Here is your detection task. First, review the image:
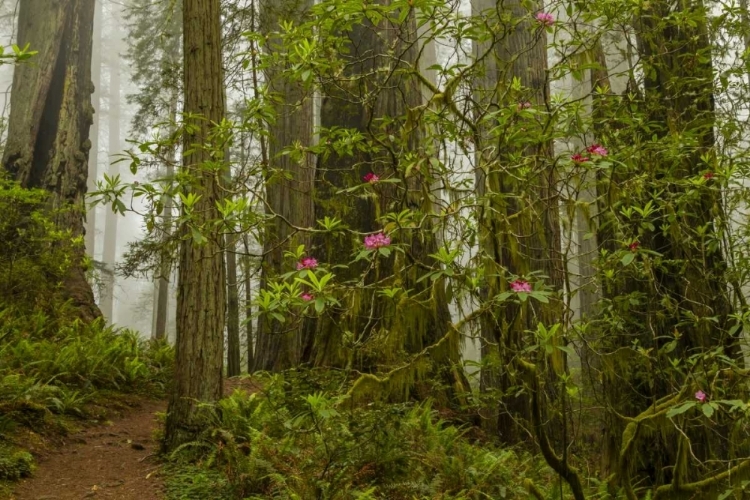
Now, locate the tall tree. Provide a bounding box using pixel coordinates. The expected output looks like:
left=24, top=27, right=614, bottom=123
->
left=163, top=0, right=227, bottom=451
left=298, top=2, right=467, bottom=405
left=472, top=0, right=563, bottom=443
left=2, top=0, right=100, bottom=321
left=253, top=0, right=315, bottom=372
left=592, top=0, right=745, bottom=486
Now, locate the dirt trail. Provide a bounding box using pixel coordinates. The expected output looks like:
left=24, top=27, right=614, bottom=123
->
left=8, top=400, right=166, bottom=500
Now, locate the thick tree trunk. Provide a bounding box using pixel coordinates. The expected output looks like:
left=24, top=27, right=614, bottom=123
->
left=3, top=0, right=100, bottom=322
left=163, top=0, right=226, bottom=452
left=100, top=6, right=122, bottom=323
left=304, top=2, right=467, bottom=405
left=85, top=0, right=102, bottom=259
left=595, top=0, right=742, bottom=486
left=253, top=0, right=315, bottom=372
left=472, top=0, right=563, bottom=443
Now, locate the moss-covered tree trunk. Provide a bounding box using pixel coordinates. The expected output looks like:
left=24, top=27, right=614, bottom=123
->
left=472, top=0, right=563, bottom=444
left=253, top=0, right=316, bottom=372
left=163, top=0, right=226, bottom=452
left=304, top=2, right=466, bottom=405
left=592, top=0, right=744, bottom=486
left=2, top=0, right=100, bottom=322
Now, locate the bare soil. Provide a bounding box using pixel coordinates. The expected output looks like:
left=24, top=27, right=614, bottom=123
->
left=7, top=400, right=166, bottom=500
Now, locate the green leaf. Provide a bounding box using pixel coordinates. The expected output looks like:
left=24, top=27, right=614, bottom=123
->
left=314, top=298, right=325, bottom=314
left=557, top=345, right=576, bottom=356
left=529, top=292, right=549, bottom=303
left=702, top=403, right=715, bottom=418
left=666, top=401, right=696, bottom=418
left=621, top=252, right=635, bottom=266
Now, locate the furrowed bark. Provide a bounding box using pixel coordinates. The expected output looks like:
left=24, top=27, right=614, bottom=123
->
left=3, top=0, right=100, bottom=322
left=163, top=0, right=226, bottom=452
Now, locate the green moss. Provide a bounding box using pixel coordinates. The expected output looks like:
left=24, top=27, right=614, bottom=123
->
left=0, top=448, right=34, bottom=480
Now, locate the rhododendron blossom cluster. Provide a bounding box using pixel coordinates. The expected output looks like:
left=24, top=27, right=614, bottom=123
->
left=363, top=172, right=379, bottom=183
left=535, top=12, right=554, bottom=26
left=509, top=279, right=532, bottom=293
left=296, top=257, right=318, bottom=270
left=571, top=153, right=589, bottom=164
left=364, top=232, right=391, bottom=250
left=586, top=144, right=608, bottom=156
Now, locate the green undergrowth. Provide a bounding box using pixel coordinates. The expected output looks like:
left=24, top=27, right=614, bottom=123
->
left=0, top=177, right=174, bottom=494
left=0, top=314, right=173, bottom=494
left=164, top=370, right=555, bottom=500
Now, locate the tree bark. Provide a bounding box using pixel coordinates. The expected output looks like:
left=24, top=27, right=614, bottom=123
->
left=2, top=0, right=100, bottom=322
left=596, top=0, right=742, bottom=486
left=253, top=0, right=315, bottom=372
left=303, top=1, right=467, bottom=406
left=472, top=0, right=563, bottom=443
left=85, top=0, right=102, bottom=259
left=163, top=0, right=226, bottom=452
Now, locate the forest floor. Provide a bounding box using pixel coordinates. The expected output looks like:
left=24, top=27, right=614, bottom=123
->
left=7, top=399, right=166, bottom=500
left=4, top=378, right=260, bottom=500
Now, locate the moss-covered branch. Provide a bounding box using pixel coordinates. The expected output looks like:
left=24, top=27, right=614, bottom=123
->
left=517, top=359, right=586, bottom=500
left=653, top=458, right=750, bottom=499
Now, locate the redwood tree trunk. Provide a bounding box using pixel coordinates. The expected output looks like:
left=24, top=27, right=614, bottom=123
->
left=85, top=0, right=102, bottom=259
left=3, top=0, right=100, bottom=322
left=304, top=2, right=467, bottom=406
left=473, top=0, right=563, bottom=443
left=253, top=0, right=315, bottom=372
left=163, top=0, right=226, bottom=452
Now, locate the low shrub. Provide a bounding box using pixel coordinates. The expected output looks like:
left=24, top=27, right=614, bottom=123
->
left=165, top=370, right=553, bottom=499
left=0, top=447, right=34, bottom=481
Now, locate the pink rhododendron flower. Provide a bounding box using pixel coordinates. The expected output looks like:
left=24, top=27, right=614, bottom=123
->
left=535, top=12, right=555, bottom=26
left=517, top=101, right=532, bottom=110
left=363, top=172, right=380, bottom=183
left=364, top=232, right=391, bottom=250
left=629, top=241, right=640, bottom=252
left=296, top=257, right=318, bottom=270
left=703, top=172, right=715, bottom=180
left=695, top=390, right=707, bottom=402
left=571, top=153, right=590, bottom=163
left=586, top=144, right=608, bottom=156
left=509, top=279, right=532, bottom=293
left=301, top=293, right=314, bottom=301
